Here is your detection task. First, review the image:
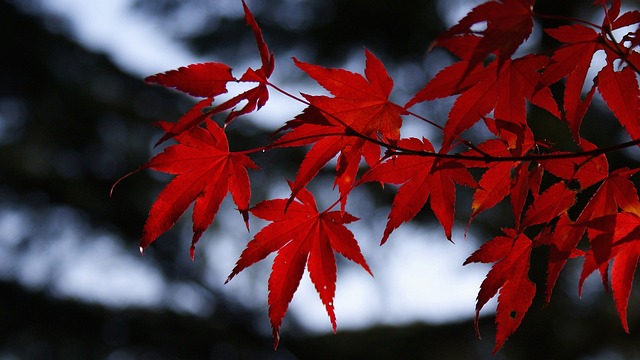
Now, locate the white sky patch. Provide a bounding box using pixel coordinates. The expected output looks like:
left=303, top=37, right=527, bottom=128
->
left=52, top=234, right=166, bottom=309
left=35, top=0, right=202, bottom=76
left=288, top=224, right=493, bottom=333
left=0, top=204, right=166, bottom=309
left=437, top=0, right=487, bottom=28
left=28, top=0, right=308, bottom=129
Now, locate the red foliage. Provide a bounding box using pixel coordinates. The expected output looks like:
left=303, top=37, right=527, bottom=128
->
left=226, top=182, right=371, bottom=348
left=117, top=0, right=640, bottom=353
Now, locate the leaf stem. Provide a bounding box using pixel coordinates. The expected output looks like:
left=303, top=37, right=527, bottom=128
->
left=388, top=138, right=640, bottom=162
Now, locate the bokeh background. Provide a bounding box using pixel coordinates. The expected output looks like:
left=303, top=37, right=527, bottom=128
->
left=2, top=0, right=640, bottom=359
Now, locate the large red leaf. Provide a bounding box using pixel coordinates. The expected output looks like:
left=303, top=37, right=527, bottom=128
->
left=226, top=184, right=371, bottom=348
left=538, top=140, right=609, bottom=189
left=464, top=228, right=535, bottom=353
left=598, top=62, right=640, bottom=141
left=578, top=169, right=640, bottom=292
left=360, top=138, right=476, bottom=243
left=294, top=49, right=405, bottom=142
left=280, top=50, right=406, bottom=205
left=407, top=55, right=558, bottom=151
left=610, top=212, right=640, bottom=332
left=541, top=24, right=601, bottom=143
left=137, top=120, right=257, bottom=258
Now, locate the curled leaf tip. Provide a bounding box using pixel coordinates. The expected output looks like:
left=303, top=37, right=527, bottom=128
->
left=189, top=244, right=196, bottom=261
left=272, top=329, right=280, bottom=350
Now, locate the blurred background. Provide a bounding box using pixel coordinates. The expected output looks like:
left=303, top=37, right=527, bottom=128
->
left=2, top=0, right=640, bottom=358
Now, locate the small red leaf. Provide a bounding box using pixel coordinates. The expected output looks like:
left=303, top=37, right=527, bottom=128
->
left=408, top=55, right=558, bottom=151
left=538, top=140, right=609, bottom=189
left=521, top=182, right=576, bottom=229
left=434, top=0, right=535, bottom=70
left=145, top=62, right=234, bottom=98
left=471, top=162, right=514, bottom=220
left=242, top=0, right=274, bottom=79
left=541, top=24, right=601, bottom=143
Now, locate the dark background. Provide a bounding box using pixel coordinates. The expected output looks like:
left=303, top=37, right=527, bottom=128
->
left=2, top=0, right=640, bottom=358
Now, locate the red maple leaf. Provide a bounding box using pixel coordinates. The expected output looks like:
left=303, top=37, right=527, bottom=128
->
left=464, top=228, right=535, bottom=354
left=461, top=137, right=536, bottom=227
left=276, top=50, right=406, bottom=205
left=578, top=169, right=640, bottom=291
left=407, top=53, right=559, bottom=151
left=127, top=0, right=640, bottom=352
left=540, top=24, right=601, bottom=142
left=538, top=140, right=609, bottom=190
left=609, top=212, right=640, bottom=332
left=541, top=3, right=640, bottom=144
left=520, top=181, right=577, bottom=229
left=225, top=183, right=372, bottom=348
left=535, top=168, right=640, bottom=308
left=294, top=50, right=404, bottom=142
left=535, top=213, right=585, bottom=303
left=360, top=137, right=476, bottom=243
left=598, top=61, right=640, bottom=141
left=572, top=209, right=640, bottom=333
left=434, top=0, right=535, bottom=71
left=145, top=62, right=234, bottom=98
left=144, top=0, right=274, bottom=143
left=134, top=120, right=258, bottom=259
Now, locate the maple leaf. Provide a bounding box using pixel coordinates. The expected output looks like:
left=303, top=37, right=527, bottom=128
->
left=520, top=181, right=576, bottom=229
left=464, top=228, right=535, bottom=354
left=574, top=210, right=640, bottom=333
left=226, top=183, right=372, bottom=348
left=535, top=213, right=585, bottom=303
left=144, top=0, right=273, bottom=143
left=597, top=61, right=640, bottom=141
left=433, top=0, right=535, bottom=71
left=538, top=140, right=609, bottom=190
left=540, top=24, right=601, bottom=143
left=211, top=0, right=275, bottom=126
left=542, top=3, right=640, bottom=144
left=293, top=50, right=405, bottom=142
left=407, top=54, right=559, bottom=151
left=145, top=62, right=234, bottom=98
left=534, top=169, right=640, bottom=306
left=278, top=50, right=406, bottom=205
left=360, top=137, right=476, bottom=243
left=578, top=169, right=640, bottom=292
left=471, top=162, right=515, bottom=220
left=463, top=140, right=519, bottom=224
left=609, top=212, right=640, bottom=332
left=135, top=120, right=257, bottom=259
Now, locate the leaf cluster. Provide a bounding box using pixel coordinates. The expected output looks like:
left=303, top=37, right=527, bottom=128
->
left=116, top=0, right=640, bottom=352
